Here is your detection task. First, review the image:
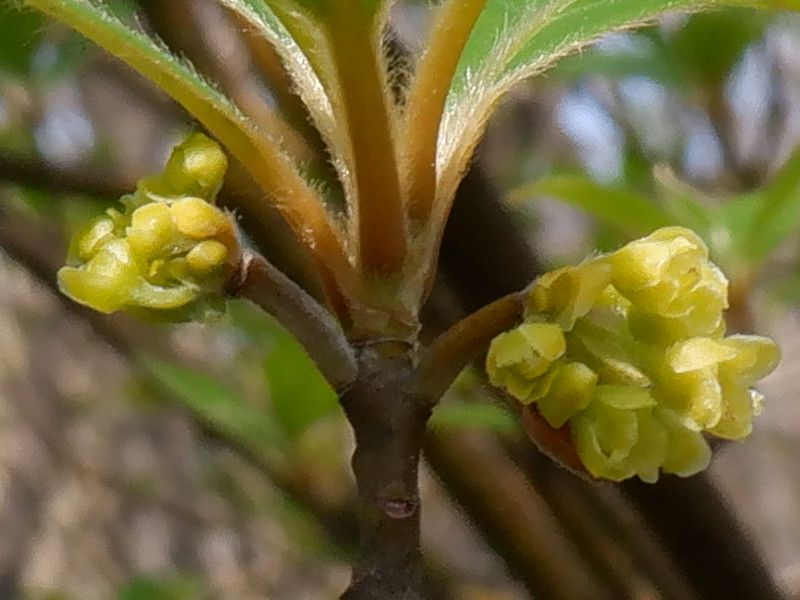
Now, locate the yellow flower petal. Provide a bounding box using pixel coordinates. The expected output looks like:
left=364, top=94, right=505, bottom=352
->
left=595, top=384, right=657, bottom=410
left=58, top=239, right=140, bottom=313
left=486, top=323, right=567, bottom=403
left=708, top=383, right=755, bottom=440
left=571, top=405, right=638, bottom=481
left=537, top=362, right=597, bottom=428
left=128, top=202, right=178, bottom=258
left=186, top=240, right=229, bottom=274
left=718, top=335, right=780, bottom=386
left=657, top=408, right=712, bottom=477
left=666, top=337, right=738, bottom=373
left=160, top=133, right=228, bottom=199
left=628, top=410, right=668, bottom=483
left=170, top=197, right=232, bottom=240
left=75, top=216, right=116, bottom=261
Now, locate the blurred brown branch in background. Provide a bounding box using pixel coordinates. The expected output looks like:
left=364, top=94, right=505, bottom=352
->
left=0, top=152, right=131, bottom=198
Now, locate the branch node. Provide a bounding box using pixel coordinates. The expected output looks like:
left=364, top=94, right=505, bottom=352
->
left=377, top=494, right=420, bottom=520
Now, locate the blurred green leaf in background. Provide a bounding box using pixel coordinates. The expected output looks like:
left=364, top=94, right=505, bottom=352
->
left=118, top=575, right=205, bottom=600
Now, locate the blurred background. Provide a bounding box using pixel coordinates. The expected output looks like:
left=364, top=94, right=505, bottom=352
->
left=1, top=1, right=800, bottom=598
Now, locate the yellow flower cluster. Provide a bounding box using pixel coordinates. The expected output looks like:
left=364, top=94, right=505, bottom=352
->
left=58, top=133, right=239, bottom=321
left=487, top=227, right=779, bottom=482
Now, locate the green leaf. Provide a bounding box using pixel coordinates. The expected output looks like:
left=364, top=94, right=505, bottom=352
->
left=0, top=5, right=43, bottom=76
left=553, top=41, right=682, bottom=88
left=771, top=271, right=800, bottom=304
left=745, top=145, right=800, bottom=261
left=713, top=193, right=762, bottom=264
left=508, top=173, right=670, bottom=236
left=118, top=576, right=204, bottom=600
left=554, top=9, right=766, bottom=89
left=670, top=8, right=766, bottom=88
left=663, top=192, right=712, bottom=229
left=429, top=400, right=519, bottom=435
left=22, top=0, right=248, bottom=143
left=653, top=168, right=716, bottom=237
left=688, top=146, right=800, bottom=269
left=263, top=320, right=339, bottom=439
left=436, top=0, right=797, bottom=204
left=720, top=194, right=764, bottom=232
left=142, top=355, right=285, bottom=463
left=227, top=301, right=339, bottom=439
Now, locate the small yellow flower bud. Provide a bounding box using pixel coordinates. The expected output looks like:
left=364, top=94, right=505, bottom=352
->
left=717, top=335, right=781, bottom=387
left=75, top=217, right=116, bottom=261
left=656, top=335, right=779, bottom=432
left=486, top=322, right=566, bottom=403
left=157, top=133, right=228, bottom=199
left=186, top=240, right=229, bottom=274
left=657, top=408, right=712, bottom=477
left=628, top=410, right=668, bottom=483
left=610, top=226, right=707, bottom=294
left=570, top=319, right=652, bottom=387
left=59, top=239, right=141, bottom=314
left=527, top=260, right=611, bottom=330
left=610, top=227, right=728, bottom=334
left=708, top=385, right=757, bottom=439
left=572, top=400, right=639, bottom=480
left=536, top=362, right=597, bottom=428
left=170, top=197, right=232, bottom=240
left=127, top=202, right=178, bottom=258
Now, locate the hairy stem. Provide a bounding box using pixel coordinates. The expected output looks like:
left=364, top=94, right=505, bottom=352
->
left=324, top=9, right=407, bottom=274
left=340, top=342, right=431, bottom=599
left=235, top=10, right=326, bottom=150
left=404, top=0, right=487, bottom=223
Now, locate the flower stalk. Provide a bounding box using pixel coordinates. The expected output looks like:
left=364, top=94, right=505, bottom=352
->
left=415, top=291, right=524, bottom=403
left=403, top=0, right=487, bottom=223
left=230, top=251, right=357, bottom=391
left=322, top=7, right=407, bottom=274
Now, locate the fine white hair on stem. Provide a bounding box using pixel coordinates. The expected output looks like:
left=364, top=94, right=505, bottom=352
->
left=216, top=0, right=359, bottom=235
left=432, top=0, right=755, bottom=240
